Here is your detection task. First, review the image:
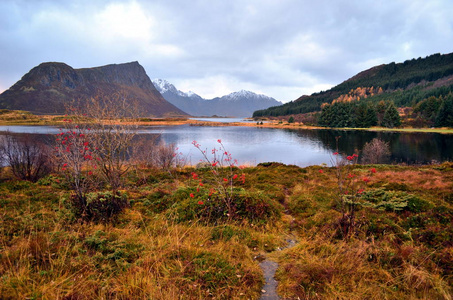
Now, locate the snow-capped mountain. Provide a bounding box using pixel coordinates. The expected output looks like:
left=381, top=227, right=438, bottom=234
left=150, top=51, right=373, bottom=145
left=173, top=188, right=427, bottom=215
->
left=152, top=79, right=204, bottom=116
left=152, top=79, right=282, bottom=117
left=152, top=79, right=202, bottom=99
left=218, top=90, right=273, bottom=102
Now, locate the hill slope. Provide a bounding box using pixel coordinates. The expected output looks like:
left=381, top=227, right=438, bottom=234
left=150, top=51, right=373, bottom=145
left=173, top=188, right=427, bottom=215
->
left=0, top=62, right=187, bottom=117
left=254, top=52, right=453, bottom=118
left=153, top=79, right=281, bottom=117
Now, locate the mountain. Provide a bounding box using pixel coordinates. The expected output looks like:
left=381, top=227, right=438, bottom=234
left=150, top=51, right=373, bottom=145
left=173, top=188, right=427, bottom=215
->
left=152, top=79, right=205, bottom=116
left=0, top=62, right=187, bottom=117
left=253, top=52, right=453, bottom=118
left=152, top=79, right=281, bottom=117
left=208, top=91, right=282, bottom=117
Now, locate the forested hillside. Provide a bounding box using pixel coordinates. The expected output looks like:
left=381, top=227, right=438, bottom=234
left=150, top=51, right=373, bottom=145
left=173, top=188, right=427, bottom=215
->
left=253, top=52, right=453, bottom=123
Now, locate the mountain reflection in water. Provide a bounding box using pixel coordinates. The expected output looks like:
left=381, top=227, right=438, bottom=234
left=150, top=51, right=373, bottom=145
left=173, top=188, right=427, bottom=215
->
left=1, top=125, right=452, bottom=167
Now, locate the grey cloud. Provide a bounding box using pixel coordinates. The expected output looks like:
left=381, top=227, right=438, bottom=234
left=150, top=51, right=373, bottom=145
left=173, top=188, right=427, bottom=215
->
left=0, top=0, right=452, bottom=102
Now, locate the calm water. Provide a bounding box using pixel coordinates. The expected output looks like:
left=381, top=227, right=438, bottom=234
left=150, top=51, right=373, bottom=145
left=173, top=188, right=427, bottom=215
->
left=1, top=125, right=452, bottom=167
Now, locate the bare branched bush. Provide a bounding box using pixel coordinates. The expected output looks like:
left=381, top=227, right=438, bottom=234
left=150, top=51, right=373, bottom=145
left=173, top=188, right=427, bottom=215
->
left=361, top=138, right=391, bottom=164
left=55, top=93, right=142, bottom=221
left=83, top=93, right=140, bottom=191
left=132, top=137, right=185, bottom=171
left=0, top=132, right=52, bottom=182
left=155, top=141, right=178, bottom=170
left=131, top=135, right=159, bottom=168
left=54, top=123, right=97, bottom=205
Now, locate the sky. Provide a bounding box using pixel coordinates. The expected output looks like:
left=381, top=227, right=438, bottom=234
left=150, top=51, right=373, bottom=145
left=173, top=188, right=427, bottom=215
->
left=1, top=0, right=452, bottom=103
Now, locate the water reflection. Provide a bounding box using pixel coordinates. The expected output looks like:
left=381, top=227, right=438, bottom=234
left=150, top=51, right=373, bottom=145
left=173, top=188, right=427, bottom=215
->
left=140, top=125, right=332, bottom=166
left=292, top=129, right=453, bottom=165
left=1, top=125, right=452, bottom=167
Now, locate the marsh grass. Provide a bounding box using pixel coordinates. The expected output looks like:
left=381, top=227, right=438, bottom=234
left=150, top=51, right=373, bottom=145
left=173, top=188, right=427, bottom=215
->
left=276, top=237, right=452, bottom=299
left=0, top=163, right=452, bottom=299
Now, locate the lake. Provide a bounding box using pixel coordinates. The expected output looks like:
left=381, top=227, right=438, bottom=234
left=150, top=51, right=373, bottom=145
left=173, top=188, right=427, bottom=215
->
left=1, top=124, right=452, bottom=167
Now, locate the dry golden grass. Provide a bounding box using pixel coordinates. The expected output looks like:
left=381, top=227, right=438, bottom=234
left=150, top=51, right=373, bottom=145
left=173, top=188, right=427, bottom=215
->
left=0, top=163, right=452, bottom=299
left=276, top=237, right=452, bottom=300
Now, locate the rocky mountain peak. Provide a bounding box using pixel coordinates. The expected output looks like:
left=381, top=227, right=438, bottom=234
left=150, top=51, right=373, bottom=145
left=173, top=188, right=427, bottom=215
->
left=152, top=78, right=179, bottom=94
left=0, top=62, right=187, bottom=117
left=223, top=90, right=273, bottom=101
left=152, top=79, right=202, bottom=99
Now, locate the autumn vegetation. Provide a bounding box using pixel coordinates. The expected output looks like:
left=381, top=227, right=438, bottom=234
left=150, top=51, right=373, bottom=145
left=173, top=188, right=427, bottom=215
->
left=253, top=52, right=453, bottom=129
left=0, top=94, right=452, bottom=299
left=1, top=129, right=453, bottom=299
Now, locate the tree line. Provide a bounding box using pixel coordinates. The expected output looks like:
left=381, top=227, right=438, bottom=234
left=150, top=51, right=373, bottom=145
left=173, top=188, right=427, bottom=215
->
left=317, top=92, right=453, bottom=128
left=317, top=100, right=401, bottom=128
left=412, top=92, right=453, bottom=127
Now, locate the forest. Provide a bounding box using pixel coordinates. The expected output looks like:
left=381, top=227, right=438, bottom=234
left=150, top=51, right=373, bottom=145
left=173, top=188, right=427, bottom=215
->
left=317, top=92, right=453, bottom=128
left=253, top=52, right=453, bottom=125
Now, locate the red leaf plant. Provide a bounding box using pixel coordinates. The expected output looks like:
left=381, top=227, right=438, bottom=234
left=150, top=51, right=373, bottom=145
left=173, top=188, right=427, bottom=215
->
left=190, top=139, right=246, bottom=220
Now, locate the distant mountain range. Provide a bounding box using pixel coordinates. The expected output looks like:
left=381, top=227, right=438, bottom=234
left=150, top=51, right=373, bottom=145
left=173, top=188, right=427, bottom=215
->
left=254, top=52, right=453, bottom=118
left=0, top=62, right=187, bottom=117
left=152, top=79, right=282, bottom=117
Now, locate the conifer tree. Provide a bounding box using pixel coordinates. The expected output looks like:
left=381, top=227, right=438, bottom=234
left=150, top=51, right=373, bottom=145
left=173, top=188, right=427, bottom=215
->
left=365, top=104, right=378, bottom=127
left=376, top=100, right=387, bottom=125
left=435, top=93, right=453, bottom=127
left=354, top=102, right=368, bottom=128
left=318, top=104, right=334, bottom=127
left=381, top=102, right=401, bottom=128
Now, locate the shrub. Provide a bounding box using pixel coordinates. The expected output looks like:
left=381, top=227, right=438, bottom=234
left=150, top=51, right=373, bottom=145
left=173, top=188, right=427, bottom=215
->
left=190, top=140, right=247, bottom=221
left=71, top=191, right=129, bottom=222
left=141, top=190, right=173, bottom=214
left=132, top=137, right=182, bottom=169
left=171, top=187, right=281, bottom=225
left=0, top=133, right=52, bottom=182
left=361, top=188, right=432, bottom=212
left=361, top=138, right=391, bottom=164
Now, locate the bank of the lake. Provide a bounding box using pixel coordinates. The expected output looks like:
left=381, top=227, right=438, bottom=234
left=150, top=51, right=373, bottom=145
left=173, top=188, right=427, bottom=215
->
left=1, top=110, right=452, bottom=134
left=237, top=120, right=453, bottom=134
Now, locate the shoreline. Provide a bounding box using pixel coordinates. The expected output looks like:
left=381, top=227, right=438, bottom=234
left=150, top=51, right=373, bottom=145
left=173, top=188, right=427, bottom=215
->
left=195, top=120, right=453, bottom=134
left=0, top=112, right=452, bottom=134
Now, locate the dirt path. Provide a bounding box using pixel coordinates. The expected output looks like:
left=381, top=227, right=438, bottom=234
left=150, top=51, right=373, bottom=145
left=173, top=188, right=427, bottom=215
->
left=258, top=188, right=298, bottom=300
left=258, top=238, right=297, bottom=300
left=259, top=260, right=280, bottom=299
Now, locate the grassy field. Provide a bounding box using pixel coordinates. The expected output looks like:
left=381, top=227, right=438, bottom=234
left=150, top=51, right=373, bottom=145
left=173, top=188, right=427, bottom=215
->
left=0, top=162, right=452, bottom=299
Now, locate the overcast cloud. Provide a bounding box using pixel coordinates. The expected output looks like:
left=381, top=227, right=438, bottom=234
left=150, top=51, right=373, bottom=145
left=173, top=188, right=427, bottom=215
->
left=1, top=0, right=452, bottom=102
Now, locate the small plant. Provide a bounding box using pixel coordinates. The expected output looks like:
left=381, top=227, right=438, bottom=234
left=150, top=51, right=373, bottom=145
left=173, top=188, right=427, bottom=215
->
left=190, top=139, right=246, bottom=221
left=328, top=137, right=376, bottom=239
left=76, top=191, right=129, bottom=222
left=361, top=188, right=432, bottom=212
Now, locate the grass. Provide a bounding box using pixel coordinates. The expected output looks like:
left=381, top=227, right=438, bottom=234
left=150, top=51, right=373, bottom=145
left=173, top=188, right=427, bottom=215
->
left=0, top=162, right=452, bottom=299
left=0, top=110, right=192, bottom=126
